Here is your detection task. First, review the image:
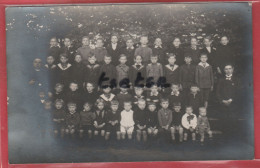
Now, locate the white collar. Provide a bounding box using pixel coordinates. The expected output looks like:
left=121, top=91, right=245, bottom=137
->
left=120, top=92, right=128, bottom=95
left=100, top=93, right=115, bottom=101
left=123, top=109, right=133, bottom=113
left=35, top=69, right=41, bottom=72
left=171, top=91, right=180, bottom=96
left=155, top=45, right=162, bottom=49
left=165, top=64, right=178, bottom=71
left=58, top=63, right=72, bottom=70
left=150, top=91, right=159, bottom=96
left=198, top=62, right=210, bottom=68
left=226, top=74, right=233, bottom=78
left=127, top=46, right=134, bottom=50
left=191, top=46, right=197, bottom=50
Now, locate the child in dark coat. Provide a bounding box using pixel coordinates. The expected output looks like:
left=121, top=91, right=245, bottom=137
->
left=105, top=100, right=121, bottom=140
left=48, top=37, right=61, bottom=64
left=56, top=54, right=72, bottom=87
left=186, top=85, right=203, bottom=116
left=85, top=54, right=100, bottom=85
left=71, top=54, right=85, bottom=88
left=52, top=99, right=66, bottom=138
left=147, top=102, right=159, bottom=137
left=99, top=55, right=117, bottom=88
left=93, top=98, right=107, bottom=138
left=195, top=53, right=214, bottom=108
left=168, top=37, right=185, bottom=66
left=129, top=55, right=146, bottom=87
left=61, top=37, right=76, bottom=64
left=170, top=102, right=184, bottom=142
left=152, top=38, right=166, bottom=64
left=65, top=102, right=80, bottom=138
left=121, top=38, right=135, bottom=66
left=179, top=55, right=196, bottom=99
left=164, top=53, right=180, bottom=88
left=135, top=36, right=153, bottom=65
left=79, top=102, right=96, bottom=139
left=184, top=38, right=200, bottom=65
left=134, top=99, right=148, bottom=142
left=106, top=35, right=122, bottom=66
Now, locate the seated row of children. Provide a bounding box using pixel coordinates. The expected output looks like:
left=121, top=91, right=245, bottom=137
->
left=53, top=96, right=212, bottom=143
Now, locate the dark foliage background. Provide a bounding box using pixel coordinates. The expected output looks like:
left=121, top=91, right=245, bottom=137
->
left=6, top=3, right=254, bottom=164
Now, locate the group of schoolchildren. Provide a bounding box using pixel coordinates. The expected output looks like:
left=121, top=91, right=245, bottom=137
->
left=31, top=34, right=237, bottom=143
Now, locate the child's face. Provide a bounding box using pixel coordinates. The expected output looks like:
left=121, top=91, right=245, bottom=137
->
left=151, top=56, right=158, bottom=64
left=55, top=85, right=63, bottom=93
left=69, top=83, right=78, bottom=92
left=134, top=87, right=143, bottom=96
left=119, top=56, right=127, bottom=65
left=173, top=38, right=181, bottom=47
left=186, top=107, right=193, bottom=115
left=86, top=83, right=94, bottom=92
left=97, top=103, right=104, bottom=111
left=204, top=39, right=212, bottom=47
left=134, top=56, right=142, bottom=64
left=171, top=85, right=179, bottom=92
left=200, top=55, right=208, bottom=63
left=75, top=55, right=82, bottom=63
left=111, top=104, right=119, bottom=112
left=68, top=105, right=76, bottom=113
left=224, top=65, right=234, bottom=76
left=190, top=86, right=199, bottom=93
left=33, top=59, right=42, bottom=69
left=84, top=104, right=91, bottom=111
left=82, top=38, right=89, bottom=46
left=137, top=101, right=146, bottom=110
left=148, top=104, right=156, bottom=112
left=140, top=37, right=148, bottom=45
left=124, top=103, right=132, bottom=111
left=168, top=56, right=176, bottom=65
left=126, top=39, right=134, bottom=48
left=154, top=38, right=162, bottom=46
left=60, top=56, right=68, bottom=64
left=103, top=87, right=111, bottom=94
left=151, top=85, right=158, bottom=93
left=64, top=38, right=71, bottom=47
left=111, top=36, right=118, bottom=44
left=199, top=109, right=207, bottom=116
left=39, top=92, right=45, bottom=98
left=184, top=57, right=192, bottom=64
left=191, top=38, right=197, bottom=46
left=50, top=38, right=57, bottom=46
left=120, top=87, right=128, bottom=93
left=161, top=101, right=169, bottom=109
left=88, top=57, right=96, bottom=64
left=104, top=56, right=112, bottom=64
left=220, top=37, right=229, bottom=45
left=96, top=40, right=104, bottom=48
left=44, top=102, right=52, bottom=110
left=174, top=106, right=181, bottom=112
left=47, top=56, right=54, bottom=65
left=55, top=102, right=63, bottom=110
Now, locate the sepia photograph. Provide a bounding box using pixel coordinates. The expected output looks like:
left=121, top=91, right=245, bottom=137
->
left=6, top=2, right=254, bottom=163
